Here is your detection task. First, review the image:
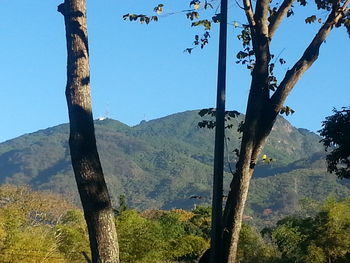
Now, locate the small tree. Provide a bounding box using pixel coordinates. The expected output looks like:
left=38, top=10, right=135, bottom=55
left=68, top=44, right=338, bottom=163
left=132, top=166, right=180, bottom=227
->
left=319, top=107, right=350, bottom=179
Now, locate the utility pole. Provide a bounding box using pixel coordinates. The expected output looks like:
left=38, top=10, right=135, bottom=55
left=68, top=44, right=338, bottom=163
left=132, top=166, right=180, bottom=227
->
left=210, top=0, right=228, bottom=262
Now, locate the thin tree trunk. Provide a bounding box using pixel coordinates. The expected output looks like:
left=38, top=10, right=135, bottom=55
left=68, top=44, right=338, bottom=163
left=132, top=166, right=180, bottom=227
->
left=58, top=1, right=119, bottom=262
left=222, top=85, right=270, bottom=263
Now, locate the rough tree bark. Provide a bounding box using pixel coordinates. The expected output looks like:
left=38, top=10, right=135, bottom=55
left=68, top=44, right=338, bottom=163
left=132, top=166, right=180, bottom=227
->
left=58, top=1, right=120, bottom=262
left=220, top=0, right=350, bottom=262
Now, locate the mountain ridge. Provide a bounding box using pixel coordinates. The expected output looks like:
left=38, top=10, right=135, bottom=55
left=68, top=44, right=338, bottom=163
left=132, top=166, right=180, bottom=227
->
left=0, top=110, right=348, bottom=226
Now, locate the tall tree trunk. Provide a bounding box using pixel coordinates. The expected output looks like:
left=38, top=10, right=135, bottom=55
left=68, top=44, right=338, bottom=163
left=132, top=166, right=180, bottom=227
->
left=58, top=1, right=120, bottom=262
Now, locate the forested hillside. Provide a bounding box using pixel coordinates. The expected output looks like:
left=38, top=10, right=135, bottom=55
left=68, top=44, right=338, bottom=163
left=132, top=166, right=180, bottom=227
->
left=0, top=110, right=348, bottom=225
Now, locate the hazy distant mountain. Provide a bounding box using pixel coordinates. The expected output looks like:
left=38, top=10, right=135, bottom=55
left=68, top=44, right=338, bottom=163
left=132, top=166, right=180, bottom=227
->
left=0, top=110, right=348, bottom=226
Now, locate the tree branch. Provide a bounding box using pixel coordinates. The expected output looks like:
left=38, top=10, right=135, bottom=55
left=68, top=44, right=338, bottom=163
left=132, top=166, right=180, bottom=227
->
left=254, top=0, right=270, bottom=36
left=251, top=0, right=270, bottom=65
left=242, top=0, right=256, bottom=27
left=251, top=0, right=349, bottom=166
left=268, top=0, right=295, bottom=39
left=270, top=0, right=350, bottom=113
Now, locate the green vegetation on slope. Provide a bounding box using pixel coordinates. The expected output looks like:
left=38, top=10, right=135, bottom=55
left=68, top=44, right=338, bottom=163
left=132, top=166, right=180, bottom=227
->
left=0, top=110, right=347, bottom=224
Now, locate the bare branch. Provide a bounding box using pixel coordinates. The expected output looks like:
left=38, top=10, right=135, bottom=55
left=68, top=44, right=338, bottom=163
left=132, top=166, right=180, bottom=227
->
left=268, top=0, right=295, bottom=39
left=235, top=0, right=245, bottom=10
left=270, top=0, right=350, bottom=113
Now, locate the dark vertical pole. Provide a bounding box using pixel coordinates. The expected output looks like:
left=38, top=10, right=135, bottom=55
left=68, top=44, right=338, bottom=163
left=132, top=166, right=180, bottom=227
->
left=210, top=0, right=228, bottom=262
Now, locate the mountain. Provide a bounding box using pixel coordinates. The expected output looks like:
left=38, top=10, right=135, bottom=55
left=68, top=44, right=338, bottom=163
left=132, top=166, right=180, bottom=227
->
left=0, top=110, right=349, bottom=225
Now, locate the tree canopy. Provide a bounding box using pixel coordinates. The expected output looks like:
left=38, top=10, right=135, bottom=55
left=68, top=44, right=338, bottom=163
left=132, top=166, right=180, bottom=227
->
left=320, top=107, right=350, bottom=179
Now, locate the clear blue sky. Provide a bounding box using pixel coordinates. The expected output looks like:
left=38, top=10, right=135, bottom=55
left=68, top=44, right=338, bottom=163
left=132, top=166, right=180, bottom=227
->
left=0, top=0, right=349, bottom=142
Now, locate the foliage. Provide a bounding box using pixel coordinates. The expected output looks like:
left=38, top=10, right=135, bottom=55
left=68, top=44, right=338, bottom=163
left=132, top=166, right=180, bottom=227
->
left=197, top=108, right=240, bottom=130
left=116, top=209, right=209, bottom=263
left=319, top=107, right=350, bottom=178
left=0, top=185, right=89, bottom=263
left=55, top=210, right=90, bottom=262
left=247, top=167, right=350, bottom=228
left=268, top=197, right=350, bottom=263
left=184, top=206, right=212, bottom=239
left=117, top=207, right=279, bottom=263
left=1, top=186, right=350, bottom=263
left=116, top=209, right=167, bottom=262
left=237, top=224, right=278, bottom=263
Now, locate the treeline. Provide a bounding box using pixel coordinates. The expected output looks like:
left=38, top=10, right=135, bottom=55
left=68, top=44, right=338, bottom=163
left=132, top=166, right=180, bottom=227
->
left=0, top=185, right=349, bottom=263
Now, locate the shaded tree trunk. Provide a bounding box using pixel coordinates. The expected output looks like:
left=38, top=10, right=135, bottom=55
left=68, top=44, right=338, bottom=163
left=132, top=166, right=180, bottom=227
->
left=58, top=1, right=119, bottom=262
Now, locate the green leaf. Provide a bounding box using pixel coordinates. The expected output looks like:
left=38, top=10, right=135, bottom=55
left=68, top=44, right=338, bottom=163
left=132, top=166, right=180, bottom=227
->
left=236, top=51, right=249, bottom=59
left=280, top=106, right=295, bottom=116
left=191, top=20, right=211, bottom=30
left=183, top=48, right=194, bottom=54
left=186, top=11, right=200, bottom=20
left=287, top=9, right=294, bottom=17
left=305, top=15, right=317, bottom=24
left=297, top=0, right=307, bottom=6
left=154, top=4, right=164, bottom=15
left=190, top=1, right=201, bottom=9
left=212, top=14, right=220, bottom=23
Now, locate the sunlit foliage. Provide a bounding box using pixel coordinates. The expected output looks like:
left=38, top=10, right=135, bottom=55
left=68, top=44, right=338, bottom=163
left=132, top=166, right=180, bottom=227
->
left=0, top=185, right=89, bottom=263
left=268, top=197, right=350, bottom=263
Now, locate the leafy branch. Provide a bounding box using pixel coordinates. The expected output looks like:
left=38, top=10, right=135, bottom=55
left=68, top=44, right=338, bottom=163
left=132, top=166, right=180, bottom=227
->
left=198, top=108, right=241, bottom=129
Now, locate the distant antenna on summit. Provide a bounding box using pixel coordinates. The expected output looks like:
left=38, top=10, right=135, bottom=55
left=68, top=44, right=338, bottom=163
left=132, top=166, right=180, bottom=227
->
left=98, top=103, right=110, bottom=121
